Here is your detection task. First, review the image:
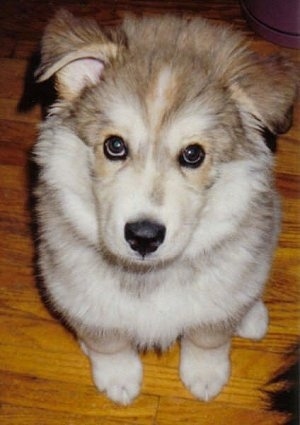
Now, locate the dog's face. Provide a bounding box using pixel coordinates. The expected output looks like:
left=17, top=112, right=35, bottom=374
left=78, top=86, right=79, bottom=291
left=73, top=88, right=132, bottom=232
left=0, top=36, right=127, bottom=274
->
left=37, top=12, right=296, bottom=268
left=78, top=63, right=243, bottom=266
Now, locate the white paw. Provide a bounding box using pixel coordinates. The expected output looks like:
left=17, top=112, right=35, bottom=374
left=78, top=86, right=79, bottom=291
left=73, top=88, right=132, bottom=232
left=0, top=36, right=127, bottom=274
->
left=236, top=301, right=268, bottom=340
left=84, top=346, right=143, bottom=405
left=180, top=338, right=230, bottom=401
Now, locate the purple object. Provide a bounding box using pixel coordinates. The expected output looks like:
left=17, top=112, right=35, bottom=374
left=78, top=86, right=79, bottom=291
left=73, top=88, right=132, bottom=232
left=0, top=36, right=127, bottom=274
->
left=240, top=0, right=300, bottom=49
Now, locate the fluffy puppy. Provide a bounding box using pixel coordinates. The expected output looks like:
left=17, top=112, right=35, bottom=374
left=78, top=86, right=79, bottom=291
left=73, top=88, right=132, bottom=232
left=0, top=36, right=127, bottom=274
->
left=34, top=10, right=297, bottom=405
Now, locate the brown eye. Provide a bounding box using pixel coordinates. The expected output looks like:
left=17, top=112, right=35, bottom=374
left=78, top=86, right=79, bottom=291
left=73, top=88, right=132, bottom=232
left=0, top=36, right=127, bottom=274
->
left=179, top=144, right=205, bottom=168
left=103, top=136, right=128, bottom=161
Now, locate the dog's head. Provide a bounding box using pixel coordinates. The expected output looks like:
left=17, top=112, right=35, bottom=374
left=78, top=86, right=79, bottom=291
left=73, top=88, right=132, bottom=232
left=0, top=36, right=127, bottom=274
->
left=37, top=11, right=297, bottom=268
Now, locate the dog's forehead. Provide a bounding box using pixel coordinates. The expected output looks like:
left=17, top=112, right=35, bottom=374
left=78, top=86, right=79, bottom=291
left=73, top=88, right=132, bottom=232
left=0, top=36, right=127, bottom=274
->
left=102, top=65, right=219, bottom=152
left=146, top=66, right=177, bottom=129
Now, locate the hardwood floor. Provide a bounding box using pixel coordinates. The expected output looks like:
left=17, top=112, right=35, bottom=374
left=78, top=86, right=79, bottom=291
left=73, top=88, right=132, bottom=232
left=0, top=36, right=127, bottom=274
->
left=0, top=1, right=299, bottom=424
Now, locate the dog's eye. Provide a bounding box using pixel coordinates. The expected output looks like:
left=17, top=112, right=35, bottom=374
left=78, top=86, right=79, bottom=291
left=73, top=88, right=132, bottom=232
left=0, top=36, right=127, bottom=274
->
left=179, top=144, right=205, bottom=168
left=103, top=136, right=128, bottom=161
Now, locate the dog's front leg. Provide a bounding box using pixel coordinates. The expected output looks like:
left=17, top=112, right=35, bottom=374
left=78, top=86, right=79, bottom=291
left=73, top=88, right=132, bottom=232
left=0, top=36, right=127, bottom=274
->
left=180, top=327, right=231, bottom=401
left=79, top=332, right=142, bottom=405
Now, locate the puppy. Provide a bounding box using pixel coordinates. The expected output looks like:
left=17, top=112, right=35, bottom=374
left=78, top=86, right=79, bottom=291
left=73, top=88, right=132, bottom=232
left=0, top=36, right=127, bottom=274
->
left=34, top=10, right=297, bottom=405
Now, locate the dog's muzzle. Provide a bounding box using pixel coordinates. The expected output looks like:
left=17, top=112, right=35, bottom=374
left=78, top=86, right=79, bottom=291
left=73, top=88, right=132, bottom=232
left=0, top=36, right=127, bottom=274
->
left=124, top=220, right=166, bottom=258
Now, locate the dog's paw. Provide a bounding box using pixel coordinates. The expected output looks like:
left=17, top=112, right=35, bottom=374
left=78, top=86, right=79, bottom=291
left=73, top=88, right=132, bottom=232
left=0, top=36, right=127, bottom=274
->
left=236, top=300, right=268, bottom=340
left=180, top=338, right=230, bottom=401
left=86, top=347, right=143, bottom=405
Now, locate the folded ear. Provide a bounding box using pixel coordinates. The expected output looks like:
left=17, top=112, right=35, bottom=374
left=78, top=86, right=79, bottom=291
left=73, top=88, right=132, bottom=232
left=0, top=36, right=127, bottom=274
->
left=229, top=53, right=298, bottom=136
left=36, top=10, right=124, bottom=101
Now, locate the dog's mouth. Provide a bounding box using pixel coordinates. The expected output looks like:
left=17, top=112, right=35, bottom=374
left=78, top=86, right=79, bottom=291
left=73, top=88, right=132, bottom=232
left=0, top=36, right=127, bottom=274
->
left=101, top=244, right=172, bottom=273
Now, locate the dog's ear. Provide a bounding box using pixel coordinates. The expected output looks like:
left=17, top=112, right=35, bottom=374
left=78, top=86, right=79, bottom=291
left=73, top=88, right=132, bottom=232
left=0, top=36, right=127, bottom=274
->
left=229, top=53, right=297, bottom=138
left=36, top=10, right=124, bottom=101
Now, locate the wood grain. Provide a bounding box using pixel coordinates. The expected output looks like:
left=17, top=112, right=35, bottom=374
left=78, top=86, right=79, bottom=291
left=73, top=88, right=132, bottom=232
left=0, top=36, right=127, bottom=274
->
left=0, top=1, right=299, bottom=424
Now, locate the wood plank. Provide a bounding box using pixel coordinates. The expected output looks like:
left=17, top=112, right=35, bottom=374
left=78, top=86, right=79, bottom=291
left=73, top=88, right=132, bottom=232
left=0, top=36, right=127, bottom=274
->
left=156, top=397, right=286, bottom=425
left=0, top=372, right=158, bottom=424
left=0, top=98, right=41, bottom=123
left=0, top=404, right=136, bottom=425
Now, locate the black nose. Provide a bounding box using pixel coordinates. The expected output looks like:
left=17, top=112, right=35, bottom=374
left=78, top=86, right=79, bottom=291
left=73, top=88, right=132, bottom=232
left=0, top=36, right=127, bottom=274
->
left=124, top=220, right=166, bottom=257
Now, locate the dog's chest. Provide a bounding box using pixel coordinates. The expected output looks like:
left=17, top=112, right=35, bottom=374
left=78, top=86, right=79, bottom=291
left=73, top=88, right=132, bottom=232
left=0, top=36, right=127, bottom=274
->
left=55, top=254, right=246, bottom=346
